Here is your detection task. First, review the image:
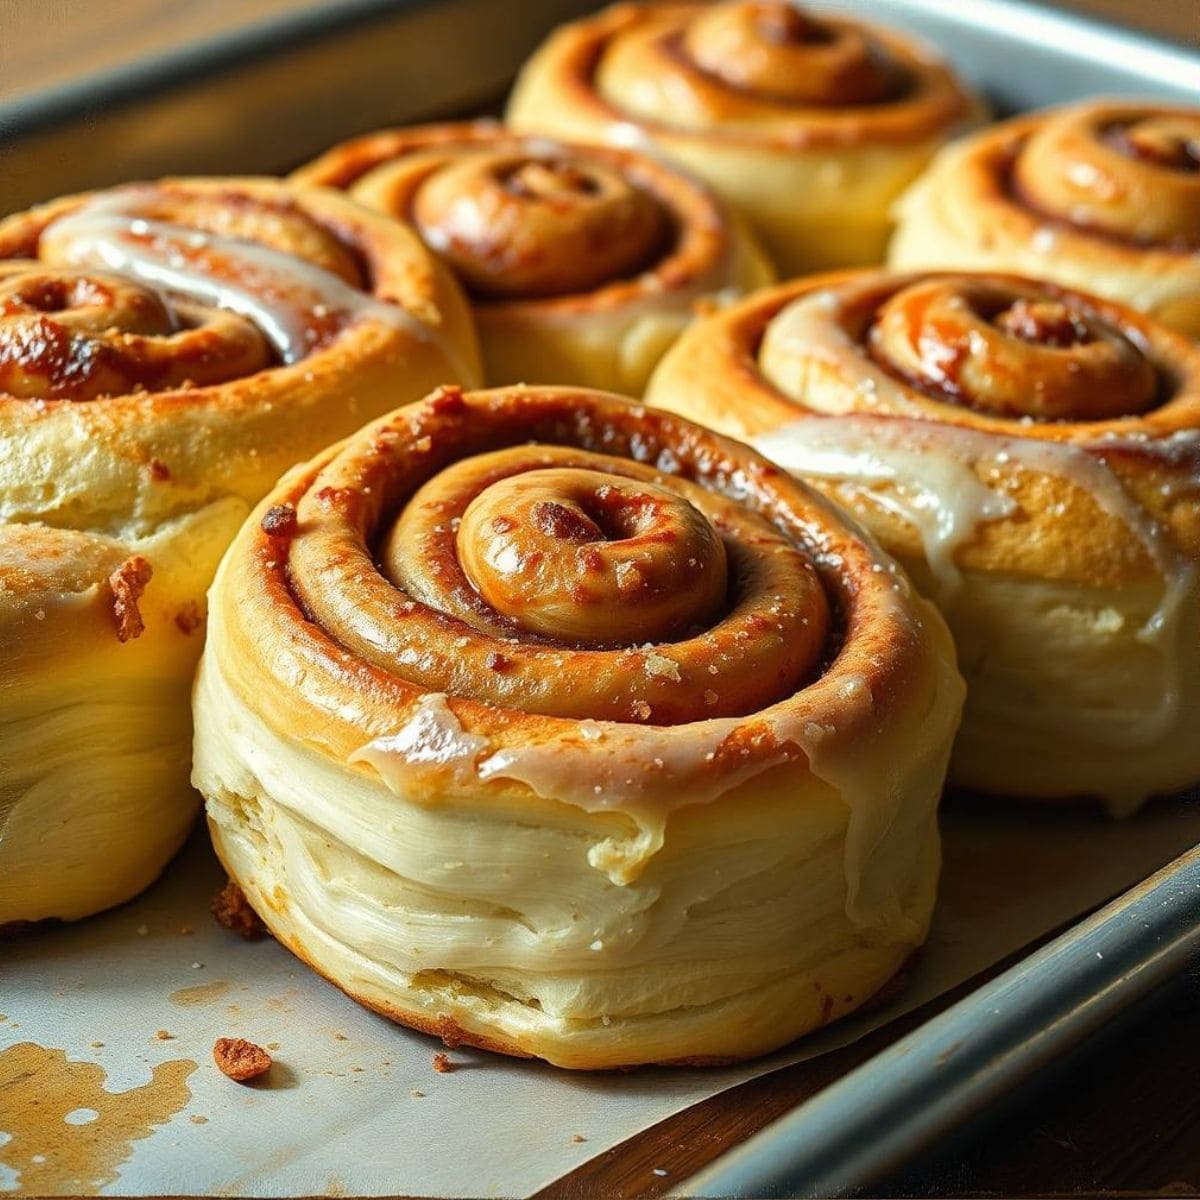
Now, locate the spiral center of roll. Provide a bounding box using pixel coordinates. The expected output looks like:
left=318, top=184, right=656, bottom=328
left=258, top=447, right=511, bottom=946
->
left=412, top=155, right=670, bottom=300
left=682, top=1, right=899, bottom=106
left=455, top=467, right=728, bottom=644
left=1109, top=117, right=1200, bottom=174
left=505, top=159, right=599, bottom=200
left=867, top=278, right=1160, bottom=421
left=993, top=297, right=1090, bottom=349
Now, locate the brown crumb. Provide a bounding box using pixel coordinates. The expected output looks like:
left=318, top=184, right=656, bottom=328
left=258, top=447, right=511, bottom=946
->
left=572, top=1134, right=587, bottom=1144
left=260, top=503, right=298, bottom=540
left=211, top=880, right=267, bottom=940
left=410, top=1088, right=425, bottom=1098
left=213, top=1036, right=272, bottom=1083
left=434, top=1015, right=462, bottom=1049
left=109, top=555, right=153, bottom=642
left=266, top=1042, right=281, bottom=1051
left=432, top=1052, right=454, bottom=1074
left=174, top=601, right=204, bottom=635
left=154, top=1030, right=173, bottom=1041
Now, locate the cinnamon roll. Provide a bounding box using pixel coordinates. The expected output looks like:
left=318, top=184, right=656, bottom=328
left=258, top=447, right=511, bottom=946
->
left=507, top=2, right=983, bottom=275
left=192, top=384, right=962, bottom=1068
left=293, top=121, right=772, bottom=393
left=646, top=271, right=1200, bottom=810
left=890, top=101, right=1200, bottom=337
left=0, top=178, right=480, bottom=927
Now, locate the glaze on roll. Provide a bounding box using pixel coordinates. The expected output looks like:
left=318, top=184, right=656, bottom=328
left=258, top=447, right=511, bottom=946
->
left=0, top=178, right=481, bottom=927
left=507, top=2, right=983, bottom=274
left=890, top=101, right=1200, bottom=336
left=294, top=121, right=772, bottom=392
left=192, top=384, right=962, bottom=1068
left=647, top=271, right=1200, bottom=810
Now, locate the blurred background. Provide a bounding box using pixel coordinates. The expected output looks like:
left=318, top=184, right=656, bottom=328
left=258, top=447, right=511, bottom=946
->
left=1, top=0, right=1196, bottom=213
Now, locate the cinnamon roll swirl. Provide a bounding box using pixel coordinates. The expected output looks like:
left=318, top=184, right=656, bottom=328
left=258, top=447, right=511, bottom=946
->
left=0, top=178, right=480, bottom=927
left=294, top=121, right=772, bottom=393
left=507, top=2, right=982, bottom=275
left=192, top=384, right=962, bottom=1068
left=890, top=101, right=1200, bottom=337
left=647, top=271, right=1200, bottom=810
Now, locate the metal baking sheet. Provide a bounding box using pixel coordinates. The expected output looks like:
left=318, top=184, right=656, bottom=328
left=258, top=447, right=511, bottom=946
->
left=2, top=1, right=1199, bottom=1197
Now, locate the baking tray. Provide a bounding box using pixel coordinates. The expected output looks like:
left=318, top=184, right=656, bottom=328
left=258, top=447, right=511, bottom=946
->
left=1, top=2, right=1199, bottom=1197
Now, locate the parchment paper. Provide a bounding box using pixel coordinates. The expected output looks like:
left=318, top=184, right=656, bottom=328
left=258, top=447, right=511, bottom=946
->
left=3, top=795, right=1198, bottom=1198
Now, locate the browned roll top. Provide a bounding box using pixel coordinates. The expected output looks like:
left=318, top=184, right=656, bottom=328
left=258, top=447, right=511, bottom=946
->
left=676, top=2, right=903, bottom=107
left=293, top=122, right=734, bottom=309
left=1013, top=105, right=1200, bottom=250
left=0, top=185, right=387, bottom=405
left=278, top=386, right=835, bottom=726
left=410, top=154, right=671, bottom=299
left=861, top=276, right=1161, bottom=421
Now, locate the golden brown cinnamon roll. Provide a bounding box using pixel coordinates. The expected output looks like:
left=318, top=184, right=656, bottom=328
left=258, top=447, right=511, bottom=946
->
left=890, top=101, right=1200, bottom=337
left=192, top=384, right=962, bottom=1068
left=507, top=2, right=983, bottom=275
left=647, top=270, right=1200, bottom=810
left=0, top=178, right=480, bottom=927
left=293, top=121, right=772, bottom=392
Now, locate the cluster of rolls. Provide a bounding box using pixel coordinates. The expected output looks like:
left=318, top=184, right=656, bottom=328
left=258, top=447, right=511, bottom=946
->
left=4, top=0, right=1197, bottom=1071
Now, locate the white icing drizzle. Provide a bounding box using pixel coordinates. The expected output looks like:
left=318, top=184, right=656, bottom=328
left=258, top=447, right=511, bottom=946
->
left=752, top=414, right=1198, bottom=754
left=348, top=624, right=961, bottom=944
left=350, top=694, right=488, bottom=788
left=40, top=189, right=451, bottom=368
left=754, top=418, right=1016, bottom=592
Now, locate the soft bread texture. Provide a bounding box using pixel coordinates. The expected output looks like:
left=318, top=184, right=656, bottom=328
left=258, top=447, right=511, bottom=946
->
left=0, top=177, right=481, bottom=926
left=890, top=101, right=1200, bottom=337
left=645, top=271, right=1200, bottom=809
left=507, top=1, right=982, bottom=275
left=192, top=385, right=962, bottom=1068
left=293, top=120, right=773, bottom=393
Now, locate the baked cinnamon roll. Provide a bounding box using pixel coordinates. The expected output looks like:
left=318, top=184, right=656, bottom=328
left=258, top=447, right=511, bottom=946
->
left=507, top=2, right=982, bottom=275
left=192, top=384, right=962, bottom=1068
left=647, top=271, right=1200, bottom=810
left=294, top=121, right=772, bottom=392
left=890, top=101, right=1200, bottom=337
left=0, top=178, right=480, bottom=927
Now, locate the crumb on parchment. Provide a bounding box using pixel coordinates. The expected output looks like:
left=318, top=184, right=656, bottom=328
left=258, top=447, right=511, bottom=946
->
left=432, top=1052, right=454, bottom=1074
left=213, top=1037, right=272, bottom=1083
left=211, top=879, right=268, bottom=940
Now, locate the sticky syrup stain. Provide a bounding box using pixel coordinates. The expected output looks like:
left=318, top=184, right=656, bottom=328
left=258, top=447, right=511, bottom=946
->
left=0, top=1042, right=195, bottom=1194
left=169, top=979, right=231, bottom=1007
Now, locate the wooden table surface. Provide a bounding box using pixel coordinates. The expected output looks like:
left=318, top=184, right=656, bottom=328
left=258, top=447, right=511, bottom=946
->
left=2, top=1, right=1198, bottom=1197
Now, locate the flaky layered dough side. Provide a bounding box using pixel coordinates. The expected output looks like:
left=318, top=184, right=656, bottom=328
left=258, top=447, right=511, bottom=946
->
left=192, top=385, right=962, bottom=1068
left=646, top=271, right=1200, bottom=808
left=294, top=121, right=772, bottom=393
left=890, top=102, right=1200, bottom=336
left=507, top=2, right=982, bottom=274
left=0, top=178, right=481, bottom=926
